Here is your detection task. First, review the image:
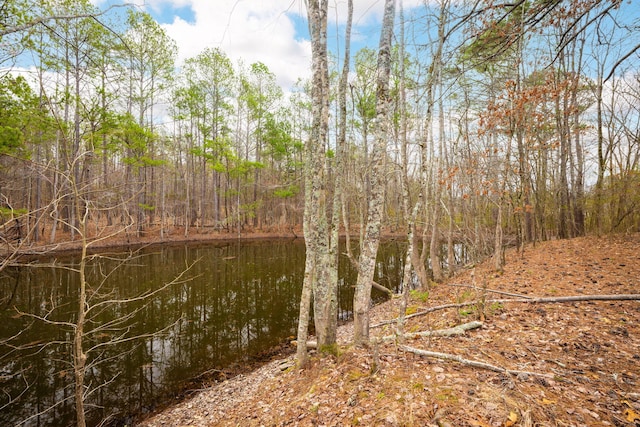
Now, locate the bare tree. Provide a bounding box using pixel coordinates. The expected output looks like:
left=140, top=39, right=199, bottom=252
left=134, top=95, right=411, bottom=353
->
left=296, top=0, right=337, bottom=365
left=3, top=150, right=193, bottom=426
left=353, top=0, right=395, bottom=346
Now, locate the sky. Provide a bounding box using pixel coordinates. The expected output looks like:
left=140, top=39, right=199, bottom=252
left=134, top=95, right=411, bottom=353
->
left=83, top=0, right=640, bottom=92
left=93, top=0, right=425, bottom=89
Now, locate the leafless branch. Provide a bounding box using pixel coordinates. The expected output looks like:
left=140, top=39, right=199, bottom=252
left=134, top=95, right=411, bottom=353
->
left=85, top=259, right=200, bottom=314
left=0, top=368, right=33, bottom=413
left=86, top=315, right=183, bottom=354
left=604, top=42, right=640, bottom=83
left=373, top=293, right=640, bottom=328
left=382, top=320, right=483, bottom=342
left=399, top=345, right=553, bottom=378
left=16, top=393, right=75, bottom=426
left=443, top=282, right=532, bottom=299
left=13, top=307, right=77, bottom=329
left=0, top=4, right=131, bottom=38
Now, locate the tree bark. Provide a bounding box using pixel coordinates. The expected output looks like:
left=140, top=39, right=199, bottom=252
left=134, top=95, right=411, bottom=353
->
left=384, top=320, right=482, bottom=342
left=297, top=0, right=337, bottom=361
left=353, top=0, right=395, bottom=347
left=327, top=0, right=353, bottom=351
left=395, top=0, right=414, bottom=340
left=399, top=345, right=552, bottom=378
left=74, top=196, right=89, bottom=427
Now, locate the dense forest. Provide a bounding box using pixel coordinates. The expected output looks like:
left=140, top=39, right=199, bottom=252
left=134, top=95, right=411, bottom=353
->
left=0, top=0, right=638, bottom=252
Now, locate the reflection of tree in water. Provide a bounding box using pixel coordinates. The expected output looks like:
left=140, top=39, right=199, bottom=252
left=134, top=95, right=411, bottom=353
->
left=0, top=240, right=405, bottom=426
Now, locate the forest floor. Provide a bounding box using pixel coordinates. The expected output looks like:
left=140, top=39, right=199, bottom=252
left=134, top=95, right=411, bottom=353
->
left=137, top=232, right=640, bottom=427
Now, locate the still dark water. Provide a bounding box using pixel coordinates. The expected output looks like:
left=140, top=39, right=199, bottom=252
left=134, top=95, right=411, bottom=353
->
left=0, top=239, right=406, bottom=426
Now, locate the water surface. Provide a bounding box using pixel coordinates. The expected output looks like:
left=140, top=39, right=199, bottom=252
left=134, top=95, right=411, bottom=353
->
left=0, top=239, right=406, bottom=426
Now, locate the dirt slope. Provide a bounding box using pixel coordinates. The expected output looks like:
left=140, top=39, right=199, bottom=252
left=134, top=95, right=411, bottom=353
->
left=139, top=233, right=640, bottom=427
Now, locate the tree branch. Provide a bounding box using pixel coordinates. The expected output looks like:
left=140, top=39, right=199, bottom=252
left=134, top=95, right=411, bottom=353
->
left=0, top=4, right=130, bottom=38
left=604, top=42, right=640, bottom=83
left=373, top=293, right=640, bottom=328
left=399, top=345, right=553, bottom=378
left=372, top=280, right=393, bottom=296
left=382, top=320, right=483, bottom=342
left=443, top=282, right=532, bottom=299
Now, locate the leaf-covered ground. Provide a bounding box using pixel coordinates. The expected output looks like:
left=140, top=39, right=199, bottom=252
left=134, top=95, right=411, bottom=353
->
left=139, top=233, right=640, bottom=426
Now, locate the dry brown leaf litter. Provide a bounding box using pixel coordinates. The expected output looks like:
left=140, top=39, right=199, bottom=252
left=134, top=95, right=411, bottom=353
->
left=139, top=234, right=640, bottom=427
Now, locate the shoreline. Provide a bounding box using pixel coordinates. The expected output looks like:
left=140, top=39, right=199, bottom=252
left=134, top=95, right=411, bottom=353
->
left=2, top=228, right=302, bottom=260
left=135, top=233, right=640, bottom=426
left=2, top=227, right=408, bottom=260
left=136, top=294, right=401, bottom=427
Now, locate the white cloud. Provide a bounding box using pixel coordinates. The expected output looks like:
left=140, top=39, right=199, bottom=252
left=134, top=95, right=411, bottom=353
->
left=141, top=0, right=430, bottom=88
left=92, top=0, right=429, bottom=89
left=147, top=1, right=313, bottom=89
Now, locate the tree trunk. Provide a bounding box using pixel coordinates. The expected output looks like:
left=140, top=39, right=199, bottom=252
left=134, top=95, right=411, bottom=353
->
left=297, top=0, right=337, bottom=362
left=295, top=221, right=314, bottom=366
left=557, top=79, right=570, bottom=239
left=593, top=78, right=605, bottom=234
left=74, top=271, right=87, bottom=427
left=74, top=206, right=88, bottom=427
left=353, top=0, right=395, bottom=346
left=328, top=0, right=353, bottom=346
left=396, top=0, right=414, bottom=339
left=429, top=207, right=442, bottom=282
left=493, top=203, right=503, bottom=271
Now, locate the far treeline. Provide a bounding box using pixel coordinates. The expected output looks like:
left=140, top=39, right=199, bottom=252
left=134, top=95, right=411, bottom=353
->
left=0, top=0, right=638, bottom=256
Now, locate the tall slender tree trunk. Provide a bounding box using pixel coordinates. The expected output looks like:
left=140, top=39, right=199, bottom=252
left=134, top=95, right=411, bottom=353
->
left=573, top=108, right=585, bottom=236
left=493, top=204, right=503, bottom=270
left=297, top=0, right=337, bottom=363
left=296, top=194, right=314, bottom=366
left=353, top=0, right=395, bottom=346
left=74, top=202, right=88, bottom=427
left=329, top=0, right=353, bottom=340
left=429, top=203, right=442, bottom=281
left=396, top=0, right=415, bottom=338
left=430, top=74, right=447, bottom=282
left=593, top=78, right=605, bottom=235
left=556, top=67, right=570, bottom=239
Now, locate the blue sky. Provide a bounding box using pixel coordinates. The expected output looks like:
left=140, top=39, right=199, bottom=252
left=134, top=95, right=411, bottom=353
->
left=91, top=0, right=640, bottom=89
left=150, top=2, right=196, bottom=24
left=92, top=0, right=426, bottom=89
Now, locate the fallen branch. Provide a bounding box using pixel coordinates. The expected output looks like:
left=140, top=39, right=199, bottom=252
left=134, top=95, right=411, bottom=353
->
left=341, top=248, right=393, bottom=297
left=296, top=340, right=317, bottom=349
left=295, top=321, right=483, bottom=349
left=381, top=321, right=482, bottom=342
left=372, top=293, right=640, bottom=328
left=373, top=301, right=480, bottom=328
left=501, top=293, right=640, bottom=304
left=399, top=345, right=553, bottom=378
left=372, top=280, right=393, bottom=296
left=444, top=283, right=532, bottom=299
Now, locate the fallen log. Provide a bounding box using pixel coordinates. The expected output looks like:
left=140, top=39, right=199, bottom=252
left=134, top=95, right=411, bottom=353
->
left=444, top=283, right=532, bottom=299
left=372, top=280, right=393, bottom=296
left=381, top=320, right=482, bottom=342
left=372, top=293, right=640, bottom=328
left=398, top=345, right=553, bottom=378
left=293, top=321, right=483, bottom=349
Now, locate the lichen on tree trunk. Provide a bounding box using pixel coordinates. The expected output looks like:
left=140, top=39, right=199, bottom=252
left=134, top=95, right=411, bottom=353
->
left=353, top=0, right=395, bottom=347
left=297, top=0, right=337, bottom=362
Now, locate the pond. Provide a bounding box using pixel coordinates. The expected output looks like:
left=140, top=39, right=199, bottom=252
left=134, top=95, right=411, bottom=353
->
left=0, top=238, right=407, bottom=426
